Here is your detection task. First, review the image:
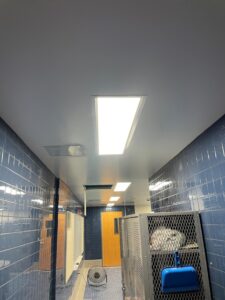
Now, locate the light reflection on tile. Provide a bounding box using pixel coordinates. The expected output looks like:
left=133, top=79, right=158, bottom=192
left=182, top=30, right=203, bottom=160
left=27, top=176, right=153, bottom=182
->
left=0, top=118, right=54, bottom=300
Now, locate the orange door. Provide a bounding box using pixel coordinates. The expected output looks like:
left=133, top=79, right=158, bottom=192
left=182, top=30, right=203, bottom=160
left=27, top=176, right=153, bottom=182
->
left=101, top=211, right=122, bottom=267
left=39, top=213, right=66, bottom=270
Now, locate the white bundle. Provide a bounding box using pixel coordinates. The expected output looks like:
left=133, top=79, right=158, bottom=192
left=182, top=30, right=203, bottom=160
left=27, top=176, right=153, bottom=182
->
left=150, top=227, right=186, bottom=251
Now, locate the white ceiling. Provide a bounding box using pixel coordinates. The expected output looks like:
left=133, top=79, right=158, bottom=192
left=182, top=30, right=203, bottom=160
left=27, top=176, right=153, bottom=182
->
left=0, top=0, right=225, bottom=207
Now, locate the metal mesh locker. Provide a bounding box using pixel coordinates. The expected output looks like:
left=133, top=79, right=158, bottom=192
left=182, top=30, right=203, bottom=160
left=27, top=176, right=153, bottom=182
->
left=119, top=212, right=211, bottom=300
left=120, top=216, right=146, bottom=300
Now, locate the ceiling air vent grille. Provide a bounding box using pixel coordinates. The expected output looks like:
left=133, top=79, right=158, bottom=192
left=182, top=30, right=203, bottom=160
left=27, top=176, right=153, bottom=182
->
left=83, top=184, right=113, bottom=190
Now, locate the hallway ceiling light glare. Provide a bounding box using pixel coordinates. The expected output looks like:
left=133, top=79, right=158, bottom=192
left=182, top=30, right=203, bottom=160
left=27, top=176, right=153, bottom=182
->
left=114, top=182, right=131, bottom=192
left=31, top=199, right=44, bottom=205
left=149, top=181, right=173, bottom=191
left=107, top=203, right=115, bottom=207
left=48, top=204, right=63, bottom=209
left=0, top=186, right=25, bottom=196
left=44, top=144, right=85, bottom=156
left=96, top=96, right=143, bottom=155
left=109, top=196, right=120, bottom=202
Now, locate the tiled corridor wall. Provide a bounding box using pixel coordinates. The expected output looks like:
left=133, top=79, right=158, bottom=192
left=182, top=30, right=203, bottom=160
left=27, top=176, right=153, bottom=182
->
left=0, top=118, right=55, bottom=300
left=85, top=206, right=134, bottom=260
left=149, top=114, right=225, bottom=300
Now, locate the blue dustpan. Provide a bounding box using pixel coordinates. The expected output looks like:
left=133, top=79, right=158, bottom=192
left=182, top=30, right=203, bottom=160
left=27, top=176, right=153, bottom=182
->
left=161, top=251, right=200, bottom=293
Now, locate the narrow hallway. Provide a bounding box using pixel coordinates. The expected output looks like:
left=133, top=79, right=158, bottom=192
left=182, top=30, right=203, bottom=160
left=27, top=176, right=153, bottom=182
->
left=1, top=0, right=225, bottom=299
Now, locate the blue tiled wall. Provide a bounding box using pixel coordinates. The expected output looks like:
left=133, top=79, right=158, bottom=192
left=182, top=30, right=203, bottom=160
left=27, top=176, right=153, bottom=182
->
left=85, top=206, right=135, bottom=260
left=149, top=114, right=225, bottom=300
left=0, top=118, right=55, bottom=300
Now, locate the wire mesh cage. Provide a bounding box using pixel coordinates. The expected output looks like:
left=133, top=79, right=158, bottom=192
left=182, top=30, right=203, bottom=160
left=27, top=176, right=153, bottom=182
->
left=119, top=212, right=211, bottom=300
left=120, top=216, right=146, bottom=300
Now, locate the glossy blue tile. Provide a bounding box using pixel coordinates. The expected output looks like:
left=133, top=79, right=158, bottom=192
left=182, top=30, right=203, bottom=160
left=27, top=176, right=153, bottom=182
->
left=211, top=283, right=225, bottom=300
left=149, top=115, right=225, bottom=299
left=0, top=118, right=55, bottom=300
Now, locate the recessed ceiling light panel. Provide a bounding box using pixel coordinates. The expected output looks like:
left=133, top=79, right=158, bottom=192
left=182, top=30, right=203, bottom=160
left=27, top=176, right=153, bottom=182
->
left=109, top=196, right=120, bottom=202
left=107, top=203, right=115, bottom=207
left=96, top=96, right=143, bottom=155
left=114, top=182, right=131, bottom=192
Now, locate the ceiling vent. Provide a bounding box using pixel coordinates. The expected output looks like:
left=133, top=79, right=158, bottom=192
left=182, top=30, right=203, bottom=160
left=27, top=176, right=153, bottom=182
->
left=83, top=184, right=113, bottom=190
left=44, top=144, right=85, bottom=157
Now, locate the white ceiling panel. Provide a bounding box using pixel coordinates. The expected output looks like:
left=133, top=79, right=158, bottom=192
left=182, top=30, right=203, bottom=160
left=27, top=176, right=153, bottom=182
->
left=0, top=0, right=225, bottom=206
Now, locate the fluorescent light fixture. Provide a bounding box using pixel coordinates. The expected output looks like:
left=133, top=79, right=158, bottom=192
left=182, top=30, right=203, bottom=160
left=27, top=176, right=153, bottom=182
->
left=114, top=182, right=131, bottom=192
left=107, top=203, right=115, bottom=207
left=109, top=196, right=120, bottom=202
left=96, top=96, right=143, bottom=155
left=0, top=186, right=25, bottom=196
left=149, top=181, right=172, bottom=191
